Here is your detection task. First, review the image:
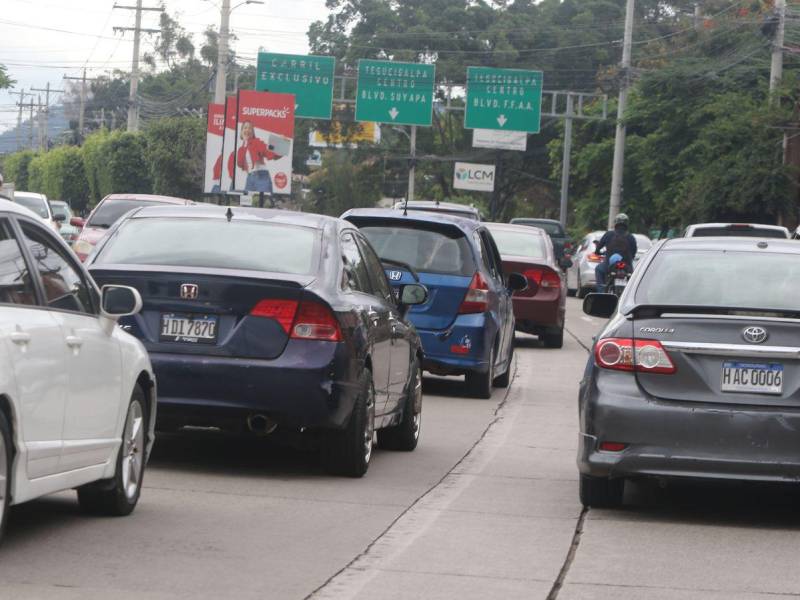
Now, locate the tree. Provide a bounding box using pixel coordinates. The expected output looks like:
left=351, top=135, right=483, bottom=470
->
left=144, top=116, right=206, bottom=199
left=2, top=150, right=36, bottom=190
left=308, top=151, right=382, bottom=216
left=0, top=64, right=15, bottom=90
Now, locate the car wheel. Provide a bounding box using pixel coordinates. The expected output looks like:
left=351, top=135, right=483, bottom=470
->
left=328, top=369, right=375, bottom=477
left=543, top=326, right=564, bottom=349
left=377, top=358, right=422, bottom=451
left=466, top=346, right=494, bottom=399
left=0, top=411, right=11, bottom=544
left=78, top=384, right=147, bottom=516
left=579, top=474, right=624, bottom=508
left=493, top=338, right=514, bottom=388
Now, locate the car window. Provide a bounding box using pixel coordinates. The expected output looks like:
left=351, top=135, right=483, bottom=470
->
left=354, top=233, right=394, bottom=303
left=14, top=195, right=49, bottom=219
left=51, top=203, right=71, bottom=220
left=488, top=228, right=547, bottom=259
left=689, top=226, right=788, bottom=239
left=88, top=199, right=174, bottom=229
left=476, top=231, right=501, bottom=281
left=0, top=219, right=37, bottom=306
left=341, top=233, right=372, bottom=294
left=19, top=222, right=95, bottom=314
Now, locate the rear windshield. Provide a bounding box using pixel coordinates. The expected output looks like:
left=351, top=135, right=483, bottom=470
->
left=514, top=220, right=564, bottom=237
left=634, top=234, right=652, bottom=250
left=51, top=203, right=71, bottom=219
left=15, top=195, right=48, bottom=219
left=413, top=208, right=479, bottom=220
left=489, top=229, right=547, bottom=259
left=89, top=199, right=179, bottom=228
left=635, top=250, right=800, bottom=311
left=95, top=217, right=319, bottom=275
left=689, top=227, right=787, bottom=239
left=360, top=225, right=475, bottom=276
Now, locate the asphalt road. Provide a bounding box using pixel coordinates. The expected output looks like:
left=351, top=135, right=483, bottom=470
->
left=1, top=299, right=799, bottom=599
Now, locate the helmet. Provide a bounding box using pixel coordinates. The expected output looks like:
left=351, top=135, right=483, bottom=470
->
left=614, top=213, right=629, bottom=227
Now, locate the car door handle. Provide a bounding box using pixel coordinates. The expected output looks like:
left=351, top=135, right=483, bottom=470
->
left=366, top=309, right=380, bottom=323
left=65, top=335, right=84, bottom=349
left=9, top=331, right=31, bottom=345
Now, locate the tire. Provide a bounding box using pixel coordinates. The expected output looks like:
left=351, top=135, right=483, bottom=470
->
left=493, top=338, right=514, bottom=388
left=576, top=272, right=587, bottom=299
left=78, top=385, right=147, bottom=516
left=579, top=474, right=624, bottom=508
left=327, top=369, right=375, bottom=477
left=0, top=411, right=11, bottom=544
left=466, top=346, right=494, bottom=399
left=377, top=358, right=422, bottom=451
left=543, top=326, right=564, bottom=349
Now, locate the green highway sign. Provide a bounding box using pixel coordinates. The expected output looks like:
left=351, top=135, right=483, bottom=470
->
left=464, top=67, right=543, bottom=133
left=256, top=52, right=335, bottom=120
left=355, top=59, right=435, bottom=127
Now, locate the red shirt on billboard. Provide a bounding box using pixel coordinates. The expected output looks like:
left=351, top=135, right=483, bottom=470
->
left=234, top=90, right=295, bottom=195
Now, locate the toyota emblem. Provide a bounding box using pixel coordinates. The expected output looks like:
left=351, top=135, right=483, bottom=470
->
left=180, top=283, right=199, bottom=300
left=742, top=326, right=768, bottom=344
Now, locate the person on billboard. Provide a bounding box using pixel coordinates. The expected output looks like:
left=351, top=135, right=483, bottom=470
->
left=210, top=153, right=236, bottom=193
left=237, top=120, right=283, bottom=194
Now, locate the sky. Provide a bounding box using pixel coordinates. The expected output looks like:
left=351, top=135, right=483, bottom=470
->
left=0, top=0, right=329, bottom=132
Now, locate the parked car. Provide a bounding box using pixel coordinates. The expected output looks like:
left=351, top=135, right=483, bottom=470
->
left=343, top=208, right=526, bottom=399
left=684, top=222, right=790, bottom=238
left=509, top=218, right=571, bottom=259
left=87, top=204, right=427, bottom=478
left=485, top=223, right=568, bottom=348
left=50, top=200, right=81, bottom=246
left=0, top=198, right=155, bottom=542
left=392, top=200, right=482, bottom=220
left=567, top=231, right=652, bottom=298
left=579, top=236, right=800, bottom=508
left=12, top=191, right=60, bottom=233
left=73, top=194, right=194, bottom=262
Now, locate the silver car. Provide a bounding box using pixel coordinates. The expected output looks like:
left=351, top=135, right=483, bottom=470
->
left=579, top=236, right=800, bottom=508
left=567, top=231, right=651, bottom=297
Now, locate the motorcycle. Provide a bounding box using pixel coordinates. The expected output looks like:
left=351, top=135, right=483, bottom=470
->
left=604, top=253, right=630, bottom=297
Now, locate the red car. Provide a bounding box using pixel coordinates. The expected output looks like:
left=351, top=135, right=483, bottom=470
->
left=73, top=194, right=194, bottom=261
left=486, top=222, right=569, bottom=348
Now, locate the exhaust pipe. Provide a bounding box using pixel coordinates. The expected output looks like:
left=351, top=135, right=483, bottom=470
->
left=247, top=414, right=278, bottom=435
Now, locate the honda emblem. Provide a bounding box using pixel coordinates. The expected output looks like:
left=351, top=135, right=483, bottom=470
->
left=180, top=283, right=199, bottom=300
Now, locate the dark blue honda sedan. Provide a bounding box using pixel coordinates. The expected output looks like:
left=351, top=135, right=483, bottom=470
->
left=86, top=205, right=428, bottom=477
left=342, top=209, right=527, bottom=398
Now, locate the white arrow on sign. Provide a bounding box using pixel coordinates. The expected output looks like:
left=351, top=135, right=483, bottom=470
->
left=497, top=114, right=507, bottom=127
left=388, top=107, right=399, bottom=120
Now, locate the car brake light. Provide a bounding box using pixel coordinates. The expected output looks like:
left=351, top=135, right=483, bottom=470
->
left=523, top=267, right=560, bottom=289
left=587, top=253, right=602, bottom=263
left=291, top=301, right=342, bottom=341
left=594, top=338, right=676, bottom=374
left=250, top=299, right=298, bottom=333
left=458, top=272, right=489, bottom=314
left=599, top=441, right=628, bottom=452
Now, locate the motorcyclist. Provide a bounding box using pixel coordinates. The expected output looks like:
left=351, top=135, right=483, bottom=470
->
left=595, top=213, right=637, bottom=292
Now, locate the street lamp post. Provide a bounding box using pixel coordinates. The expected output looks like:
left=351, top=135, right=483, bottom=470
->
left=214, top=0, right=264, bottom=104
left=393, top=126, right=417, bottom=205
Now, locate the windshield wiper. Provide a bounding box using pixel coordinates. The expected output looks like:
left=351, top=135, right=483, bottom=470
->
left=380, top=258, right=420, bottom=282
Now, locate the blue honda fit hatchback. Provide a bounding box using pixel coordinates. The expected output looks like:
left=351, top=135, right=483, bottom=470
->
left=343, top=209, right=526, bottom=398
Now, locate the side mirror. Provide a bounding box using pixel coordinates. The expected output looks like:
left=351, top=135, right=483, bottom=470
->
left=101, top=285, right=142, bottom=318
left=400, top=283, right=428, bottom=306
left=53, top=213, right=66, bottom=222
left=583, top=293, right=618, bottom=319
left=507, top=272, right=528, bottom=292
left=70, top=217, right=86, bottom=228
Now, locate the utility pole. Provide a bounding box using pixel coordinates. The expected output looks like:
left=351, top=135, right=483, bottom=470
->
left=9, top=89, right=30, bottom=150
left=63, top=71, right=99, bottom=138
left=559, top=93, right=575, bottom=227
left=31, top=82, right=65, bottom=151
left=36, top=95, right=45, bottom=152
left=408, top=125, right=417, bottom=204
left=770, top=0, right=786, bottom=96
left=215, top=0, right=231, bottom=104
left=607, top=0, right=635, bottom=229
left=114, top=1, right=163, bottom=132
left=28, top=99, right=35, bottom=149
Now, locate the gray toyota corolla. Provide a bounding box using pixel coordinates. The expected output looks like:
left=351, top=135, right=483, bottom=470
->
left=579, top=236, right=800, bottom=508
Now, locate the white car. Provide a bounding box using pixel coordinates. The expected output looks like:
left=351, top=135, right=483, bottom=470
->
left=684, top=222, right=790, bottom=238
left=12, top=191, right=60, bottom=233
left=567, top=231, right=652, bottom=297
left=0, top=199, right=156, bottom=542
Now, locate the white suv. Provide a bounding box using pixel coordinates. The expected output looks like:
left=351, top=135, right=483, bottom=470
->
left=0, top=199, right=156, bottom=542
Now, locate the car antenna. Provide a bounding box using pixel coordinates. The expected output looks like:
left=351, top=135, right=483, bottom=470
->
left=226, top=206, right=234, bottom=222
left=403, top=193, right=409, bottom=216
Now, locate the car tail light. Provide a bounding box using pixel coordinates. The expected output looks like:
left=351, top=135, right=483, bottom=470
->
left=291, top=301, right=342, bottom=341
left=594, top=338, right=676, bottom=374
left=523, top=267, right=561, bottom=289
left=599, top=441, right=628, bottom=452
left=458, top=272, right=490, bottom=314
left=587, top=253, right=602, bottom=263
left=250, top=299, right=299, bottom=333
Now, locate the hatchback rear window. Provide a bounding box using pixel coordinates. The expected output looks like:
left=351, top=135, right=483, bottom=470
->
left=360, top=225, right=475, bottom=276
left=488, top=229, right=547, bottom=259
left=689, top=226, right=787, bottom=238
left=14, top=195, right=49, bottom=219
left=95, top=217, right=319, bottom=275
left=514, top=220, right=564, bottom=237
left=89, top=199, right=179, bottom=229
left=635, top=250, right=800, bottom=311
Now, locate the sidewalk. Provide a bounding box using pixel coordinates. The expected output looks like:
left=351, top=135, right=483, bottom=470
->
left=311, top=335, right=586, bottom=600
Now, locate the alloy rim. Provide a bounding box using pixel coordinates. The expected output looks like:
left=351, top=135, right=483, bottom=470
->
left=412, top=366, right=422, bottom=440
left=364, top=387, right=375, bottom=464
left=122, top=401, right=144, bottom=501
left=0, top=429, right=6, bottom=523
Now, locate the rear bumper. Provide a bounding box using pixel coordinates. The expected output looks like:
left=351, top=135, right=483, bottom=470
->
left=416, top=313, right=496, bottom=376
left=579, top=371, right=800, bottom=482
left=513, top=293, right=562, bottom=332
left=151, top=339, right=360, bottom=431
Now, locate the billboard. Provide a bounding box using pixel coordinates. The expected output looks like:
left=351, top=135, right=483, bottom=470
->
left=220, top=96, right=238, bottom=193
left=234, top=90, right=295, bottom=196
left=308, top=121, right=380, bottom=148
left=203, top=103, right=225, bottom=194
left=472, top=128, right=527, bottom=152
left=453, top=162, right=496, bottom=193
